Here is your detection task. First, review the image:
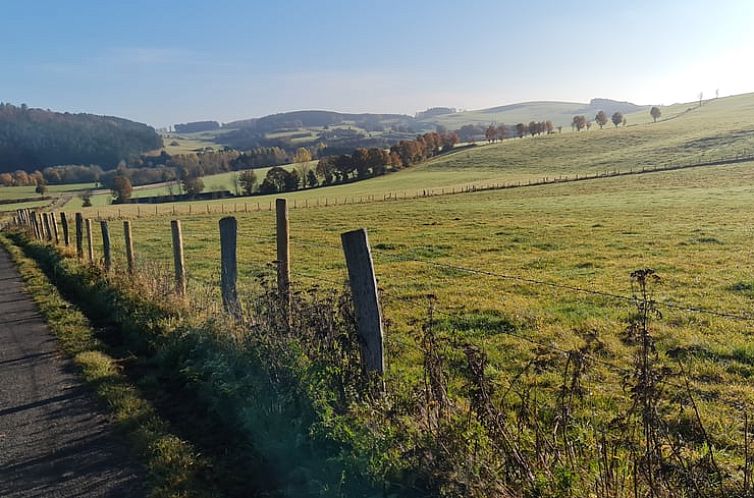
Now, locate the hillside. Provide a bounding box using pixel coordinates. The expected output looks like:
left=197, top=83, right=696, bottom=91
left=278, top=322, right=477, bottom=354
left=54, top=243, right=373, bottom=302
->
left=163, top=99, right=649, bottom=155
left=425, top=98, right=649, bottom=128
left=0, top=103, right=162, bottom=171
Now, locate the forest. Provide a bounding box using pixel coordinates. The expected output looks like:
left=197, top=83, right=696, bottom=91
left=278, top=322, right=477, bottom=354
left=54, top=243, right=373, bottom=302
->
left=0, top=103, right=162, bottom=171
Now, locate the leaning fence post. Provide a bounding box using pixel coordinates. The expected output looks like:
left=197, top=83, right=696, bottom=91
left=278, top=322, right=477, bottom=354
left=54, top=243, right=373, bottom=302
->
left=124, top=220, right=136, bottom=274
left=276, top=199, right=291, bottom=318
left=75, top=213, right=84, bottom=258
left=60, top=212, right=70, bottom=246
left=340, top=228, right=385, bottom=375
left=100, top=220, right=112, bottom=271
left=85, top=219, right=95, bottom=263
left=171, top=220, right=186, bottom=296
left=31, top=213, right=40, bottom=240
left=219, top=217, right=240, bottom=317
left=51, top=212, right=60, bottom=244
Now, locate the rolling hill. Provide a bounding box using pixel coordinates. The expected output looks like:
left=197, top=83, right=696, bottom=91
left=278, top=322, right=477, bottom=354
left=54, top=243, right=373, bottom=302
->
left=0, top=103, right=162, bottom=171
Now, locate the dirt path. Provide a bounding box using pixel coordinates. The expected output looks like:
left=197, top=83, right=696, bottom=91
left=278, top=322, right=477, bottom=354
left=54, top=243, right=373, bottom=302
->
left=0, top=248, right=146, bottom=497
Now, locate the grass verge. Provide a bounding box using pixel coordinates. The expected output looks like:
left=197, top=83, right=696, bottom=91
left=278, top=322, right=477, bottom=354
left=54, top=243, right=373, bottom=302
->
left=0, top=233, right=219, bottom=498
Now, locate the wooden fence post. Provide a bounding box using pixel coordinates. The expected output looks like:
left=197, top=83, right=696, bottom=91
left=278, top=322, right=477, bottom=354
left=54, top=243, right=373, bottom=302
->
left=219, top=217, right=240, bottom=317
left=51, top=212, right=60, bottom=244
left=171, top=220, right=186, bottom=296
left=31, top=213, right=40, bottom=240
left=340, top=228, right=385, bottom=375
left=85, top=219, right=95, bottom=263
left=124, top=220, right=135, bottom=274
left=60, top=212, right=70, bottom=246
left=42, top=213, right=52, bottom=241
left=75, top=213, right=84, bottom=258
left=276, top=199, right=291, bottom=317
left=100, top=220, right=112, bottom=271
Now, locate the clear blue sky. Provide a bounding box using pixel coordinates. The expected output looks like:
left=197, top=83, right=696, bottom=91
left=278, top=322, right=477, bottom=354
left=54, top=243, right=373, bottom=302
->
left=2, top=0, right=752, bottom=127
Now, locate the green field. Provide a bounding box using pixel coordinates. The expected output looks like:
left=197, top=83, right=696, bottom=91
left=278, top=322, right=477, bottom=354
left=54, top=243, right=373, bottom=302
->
left=14, top=91, right=754, bottom=495
left=67, top=93, right=754, bottom=411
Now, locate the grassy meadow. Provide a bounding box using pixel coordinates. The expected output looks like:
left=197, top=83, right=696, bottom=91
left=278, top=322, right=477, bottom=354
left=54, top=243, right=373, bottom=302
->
left=8, top=92, right=754, bottom=494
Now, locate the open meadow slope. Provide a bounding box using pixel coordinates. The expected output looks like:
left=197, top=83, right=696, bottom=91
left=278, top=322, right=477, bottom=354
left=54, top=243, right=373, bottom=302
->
left=69, top=93, right=754, bottom=433
left=6, top=91, right=754, bottom=495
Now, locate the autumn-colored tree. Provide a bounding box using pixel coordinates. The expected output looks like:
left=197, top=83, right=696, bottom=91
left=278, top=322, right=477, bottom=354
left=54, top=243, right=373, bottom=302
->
left=0, top=173, right=12, bottom=186
left=611, top=112, right=624, bottom=127
left=572, top=115, right=587, bottom=131
left=293, top=147, right=312, bottom=164
left=111, top=175, right=133, bottom=203
left=595, top=111, right=608, bottom=129
left=239, top=169, right=257, bottom=195
left=650, top=106, right=662, bottom=123
left=182, top=176, right=205, bottom=197
left=545, top=120, right=554, bottom=134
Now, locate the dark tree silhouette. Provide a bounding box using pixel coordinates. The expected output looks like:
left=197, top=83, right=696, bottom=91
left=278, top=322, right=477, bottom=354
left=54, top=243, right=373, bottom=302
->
left=611, top=112, right=624, bottom=127
left=650, top=106, right=662, bottom=123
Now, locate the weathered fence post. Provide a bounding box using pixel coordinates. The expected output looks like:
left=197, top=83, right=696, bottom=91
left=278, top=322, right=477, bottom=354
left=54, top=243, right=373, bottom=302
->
left=75, top=213, right=84, bottom=258
left=51, top=212, right=60, bottom=244
left=341, top=228, right=385, bottom=375
left=60, top=212, right=70, bottom=246
left=171, top=220, right=186, bottom=296
left=85, top=219, right=94, bottom=263
left=100, top=220, right=112, bottom=271
left=219, top=217, right=240, bottom=317
left=276, top=199, right=291, bottom=318
left=42, top=213, right=52, bottom=241
left=124, top=220, right=135, bottom=274
left=31, top=213, right=40, bottom=240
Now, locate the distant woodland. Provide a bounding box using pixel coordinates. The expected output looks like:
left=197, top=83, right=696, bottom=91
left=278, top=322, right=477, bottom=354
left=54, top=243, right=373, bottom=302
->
left=0, top=103, right=162, bottom=171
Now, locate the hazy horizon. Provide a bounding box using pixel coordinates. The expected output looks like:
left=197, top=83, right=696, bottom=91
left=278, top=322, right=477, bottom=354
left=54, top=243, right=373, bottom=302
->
left=3, top=0, right=753, bottom=128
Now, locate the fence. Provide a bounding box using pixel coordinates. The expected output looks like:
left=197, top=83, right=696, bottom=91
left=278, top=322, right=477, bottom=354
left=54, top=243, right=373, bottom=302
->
left=9, top=150, right=752, bottom=223
left=9, top=195, right=754, bottom=383
left=9, top=195, right=754, bottom=492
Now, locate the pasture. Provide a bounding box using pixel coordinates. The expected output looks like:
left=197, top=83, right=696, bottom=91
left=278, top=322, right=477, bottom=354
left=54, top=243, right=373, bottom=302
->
left=10, top=91, right=754, bottom=494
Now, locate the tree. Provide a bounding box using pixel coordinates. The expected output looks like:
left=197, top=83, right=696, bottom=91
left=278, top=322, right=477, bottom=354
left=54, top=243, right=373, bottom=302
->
left=306, top=169, right=318, bottom=188
left=293, top=147, right=312, bottom=164
left=698, top=91, right=704, bottom=107
left=515, top=123, right=526, bottom=138
left=595, top=111, right=608, bottom=129
left=496, top=124, right=508, bottom=141
left=259, top=167, right=299, bottom=194
left=485, top=125, right=497, bottom=143
left=231, top=172, right=242, bottom=196
left=239, top=169, right=257, bottom=195
left=183, top=176, right=205, bottom=197
left=650, top=106, right=662, bottom=123
left=611, top=112, right=624, bottom=127
left=316, top=157, right=336, bottom=185
left=35, top=183, right=48, bottom=196
left=80, top=190, right=93, bottom=207
left=572, top=115, right=587, bottom=131
left=111, top=175, right=133, bottom=203
left=528, top=121, right=537, bottom=137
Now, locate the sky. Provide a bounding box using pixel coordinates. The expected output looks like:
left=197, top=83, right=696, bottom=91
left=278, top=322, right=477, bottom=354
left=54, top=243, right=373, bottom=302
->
left=1, top=0, right=753, bottom=127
